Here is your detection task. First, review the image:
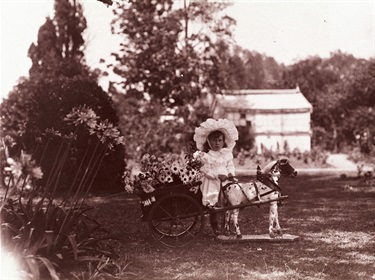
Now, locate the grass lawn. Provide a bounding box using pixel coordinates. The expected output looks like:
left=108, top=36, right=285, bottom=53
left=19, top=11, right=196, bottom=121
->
left=70, top=174, right=375, bottom=280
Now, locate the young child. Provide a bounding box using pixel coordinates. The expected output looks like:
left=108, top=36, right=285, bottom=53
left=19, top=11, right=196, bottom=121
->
left=193, top=118, right=239, bottom=208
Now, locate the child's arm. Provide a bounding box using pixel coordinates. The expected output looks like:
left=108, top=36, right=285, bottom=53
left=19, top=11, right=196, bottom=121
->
left=226, top=153, right=237, bottom=181
left=200, top=154, right=217, bottom=180
left=226, top=156, right=236, bottom=176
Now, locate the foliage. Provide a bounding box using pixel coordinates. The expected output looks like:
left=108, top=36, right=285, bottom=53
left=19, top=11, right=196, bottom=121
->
left=2, top=104, right=124, bottom=198
left=113, top=86, right=211, bottom=169
left=110, top=0, right=235, bottom=109
left=234, top=124, right=255, bottom=152
left=28, top=0, right=89, bottom=78
left=1, top=0, right=125, bottom=192
left=1, top=77, right=125, bottom=192
left=70, top=256, right=133, bottom=280
left=124, top=152, right=203, bottom=196
left=278, top=52, right=375, bottom=154
left=114, top=95, right=184, bottom=159
left=109, top=0, right=232, bottom=166
left=3, top=150, right=43, bottom=197
left=235, top=145, right=329, bottom=168
left=216, top=44, right=285, bottom=90
left=0, top=106, right=125, bottom=279
left=97, top=0, right=113, bottom=6
left=0, top=198, right=103, bottom=279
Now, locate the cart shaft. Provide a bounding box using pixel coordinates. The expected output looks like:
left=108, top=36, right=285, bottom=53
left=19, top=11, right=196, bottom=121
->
left=207, top=195, right=289, bottom=214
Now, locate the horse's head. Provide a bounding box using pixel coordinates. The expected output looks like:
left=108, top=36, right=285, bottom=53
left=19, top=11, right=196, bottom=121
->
left=261, top=157, right=297, bottom=180
left=275, top=157, right=297, bottom=178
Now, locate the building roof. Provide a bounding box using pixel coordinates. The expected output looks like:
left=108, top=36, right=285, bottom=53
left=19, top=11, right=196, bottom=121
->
left=215, top=88, right=312, bottom=112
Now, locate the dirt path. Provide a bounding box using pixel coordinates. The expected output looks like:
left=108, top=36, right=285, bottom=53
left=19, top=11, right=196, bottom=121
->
left=326, top=153, right=358, bottom=170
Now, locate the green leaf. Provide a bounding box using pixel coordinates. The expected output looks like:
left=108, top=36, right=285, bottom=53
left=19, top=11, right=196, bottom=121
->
left=24, top=256, right=40, bottom=280
left=36, top=256, right=59, bottom=280
left=67, top=234, right=78, bottom=260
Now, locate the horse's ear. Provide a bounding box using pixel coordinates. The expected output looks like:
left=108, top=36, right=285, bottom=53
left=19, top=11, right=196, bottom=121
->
left=257, top=165, right=261, bottom=175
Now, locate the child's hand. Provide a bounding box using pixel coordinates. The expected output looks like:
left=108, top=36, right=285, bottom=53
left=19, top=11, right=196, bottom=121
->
left=205, top=174, right=216, bottom=180
left=228, top=173, right=237, bottom=182
left=218, top=174, right=228, bottom=181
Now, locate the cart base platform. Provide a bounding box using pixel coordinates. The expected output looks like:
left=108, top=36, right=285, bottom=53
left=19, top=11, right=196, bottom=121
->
left=216, top=233, right=300, bottom=243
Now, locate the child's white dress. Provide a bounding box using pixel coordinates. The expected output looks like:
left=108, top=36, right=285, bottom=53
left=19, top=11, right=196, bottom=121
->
left=200, top=148, right=235, bottom=206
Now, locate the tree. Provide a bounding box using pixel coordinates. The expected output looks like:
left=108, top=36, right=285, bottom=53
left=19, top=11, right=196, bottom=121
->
left=109, top=0, right=234, bottom=162
left=28, top=0, right=88, bottom=78
left=110, top=0, right=234, bottom=106
left=278, top=52, right=374, bottom=152
left=341, top=60, right=375, bottom=154
left=1, top=0, right=124, bottom=192
left=215, top=44, right=285, bottom=90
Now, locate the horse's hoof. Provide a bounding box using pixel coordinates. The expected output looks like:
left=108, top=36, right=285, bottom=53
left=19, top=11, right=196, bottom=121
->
left=211, top=224, right=220, bottom=236
left=269, top=231, right=283, bottom=239
left=236, top=234, right=242, bottom=239
left=274, top=230, right=283, bottom=238
left=224, top=230, right=231, bottom=236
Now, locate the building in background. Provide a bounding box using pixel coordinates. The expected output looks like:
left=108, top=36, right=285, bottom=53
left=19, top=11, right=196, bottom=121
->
left=212, top=87, right=313, bottom=154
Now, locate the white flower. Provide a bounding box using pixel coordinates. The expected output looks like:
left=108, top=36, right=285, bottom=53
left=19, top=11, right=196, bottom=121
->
left=142, top=183, right=155, bottom=193
left=165, top=175, right=173, bottom=183
left=193, top=150, right=202, bottom=159
left=124, top=184, right=134, bottom=193
left=170, top=161, right=181, bottom=174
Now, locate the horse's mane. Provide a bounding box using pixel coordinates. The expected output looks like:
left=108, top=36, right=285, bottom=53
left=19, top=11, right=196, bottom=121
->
left=261, top=160, right=277, bottom=174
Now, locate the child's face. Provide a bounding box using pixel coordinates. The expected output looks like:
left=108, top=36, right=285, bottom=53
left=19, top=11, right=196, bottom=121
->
left=209, top=135, right=224, bottom=151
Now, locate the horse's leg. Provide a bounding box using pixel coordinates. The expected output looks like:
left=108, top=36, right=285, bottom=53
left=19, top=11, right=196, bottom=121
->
left=209, top=213, right=219, bottom=235
left=224, top=210, right=231, bottom=236
left=269, top=201, right=277, bottom=238
left=269, top=201, right=282, bottom=238
left=273, top=202, right=283, bottom=237
left=231, top=208, right=242, bottom=238
left=275, top=202, right=283, bottom=237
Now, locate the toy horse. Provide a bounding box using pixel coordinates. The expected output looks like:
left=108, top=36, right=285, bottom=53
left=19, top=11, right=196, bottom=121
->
left=221, top=157, right=297, bottom=238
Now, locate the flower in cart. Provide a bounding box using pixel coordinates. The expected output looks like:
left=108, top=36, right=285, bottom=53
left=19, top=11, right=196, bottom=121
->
left=124, top=176, right=134, bottom=193
left=164, top=173, right=174, bottom=184
left=158, top=167, right=174, bottom=184
left=180, top=168, right=201, bottom=184
left=124, top=172, right=156, bottom=194
left=170, top=161, right=181, bottom=175
left=140, top=181, right=155, bottom=193
left=181, top=173, right=190, bottom=184
left=178, top=166, right=189, bottom=183
left=123, top=152, right=203, bottom=194
left=189, top=169, right=197, bottom=178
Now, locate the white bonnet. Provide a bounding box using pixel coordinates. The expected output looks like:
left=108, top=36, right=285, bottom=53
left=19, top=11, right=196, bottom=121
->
left=193, top=118, right=239, bottom=151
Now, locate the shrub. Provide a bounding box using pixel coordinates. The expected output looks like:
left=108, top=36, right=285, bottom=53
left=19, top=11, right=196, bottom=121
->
left=1, top=77, right=125, bottom=193
left=1, top=106, right=125, bottom=279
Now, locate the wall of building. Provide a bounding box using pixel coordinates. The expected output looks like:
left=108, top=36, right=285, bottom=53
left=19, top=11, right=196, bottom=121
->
left=218, top=110, right=312, bottom=154
left=254, top=111, right=310, bottom=135
left=254, top=111, right=311, bottom=153
left=255, top=134, right=311, bottom=154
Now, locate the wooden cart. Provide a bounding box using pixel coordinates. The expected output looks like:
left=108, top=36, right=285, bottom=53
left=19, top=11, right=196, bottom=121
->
left=138, top=181, right=289, bottom=248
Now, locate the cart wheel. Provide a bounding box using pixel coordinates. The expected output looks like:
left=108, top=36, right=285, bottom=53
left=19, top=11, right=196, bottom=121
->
left=148, top=193, right=204, bottom=247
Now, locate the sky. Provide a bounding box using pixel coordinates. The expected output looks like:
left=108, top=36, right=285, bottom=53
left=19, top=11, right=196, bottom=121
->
left=0, top=0, right=374, bottom=100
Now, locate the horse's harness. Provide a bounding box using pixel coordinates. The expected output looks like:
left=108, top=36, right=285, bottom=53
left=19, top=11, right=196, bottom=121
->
left=221, top=166, right=283, bottom=205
